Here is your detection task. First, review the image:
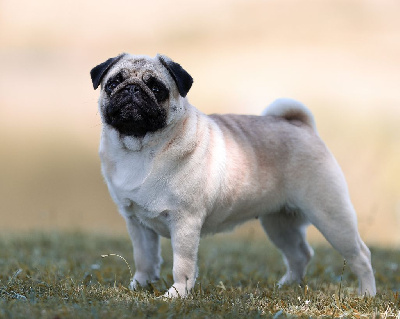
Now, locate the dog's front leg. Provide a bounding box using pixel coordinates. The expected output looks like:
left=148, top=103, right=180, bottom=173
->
left=123, top=215, right=162, bottom=289
left=165, top=219, right=201, bottom=298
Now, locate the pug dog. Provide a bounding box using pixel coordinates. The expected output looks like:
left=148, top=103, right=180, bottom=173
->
left=90, top=53, right=376, bottom=297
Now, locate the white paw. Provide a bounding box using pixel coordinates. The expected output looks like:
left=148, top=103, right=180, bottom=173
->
left=129, top=272, right=159, bottom=290
left=278, top=272, right=301, bottom=287
left=162, top=283, right=190, bottom=298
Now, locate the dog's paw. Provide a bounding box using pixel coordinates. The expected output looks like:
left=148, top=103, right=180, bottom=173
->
left=162, top=283, right=190, bottom=298
left=277, top=272, right=302, bottom=288
left=129, top=272, right=159, bottom=290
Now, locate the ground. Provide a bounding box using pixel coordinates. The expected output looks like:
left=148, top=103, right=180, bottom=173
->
left=0, top=231, right=399, bottom=318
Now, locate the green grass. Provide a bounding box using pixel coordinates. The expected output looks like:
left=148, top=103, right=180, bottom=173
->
left=0, top=232, right=399, bottom=318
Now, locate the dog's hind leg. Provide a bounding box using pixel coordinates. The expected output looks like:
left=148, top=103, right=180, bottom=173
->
left=260, top=209, right=314, bottom=286
left=302, top=200, right=376, bottom=296
left=294, top=159, right=376, bottom=296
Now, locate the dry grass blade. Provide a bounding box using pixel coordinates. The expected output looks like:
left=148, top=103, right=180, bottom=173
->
left=101, top=253, right=133, bottom=279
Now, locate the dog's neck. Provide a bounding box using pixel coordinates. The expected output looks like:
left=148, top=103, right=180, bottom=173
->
left=102, top=127, right=165, bottom=152
left=103, top=100, right=201, bottom=153
left=101, top=120, right=186, bottom=153
left=119, top=132, right=147, bottom=152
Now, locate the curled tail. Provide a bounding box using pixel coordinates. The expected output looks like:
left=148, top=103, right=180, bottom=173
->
left=262, top=98, right=317, bottom=133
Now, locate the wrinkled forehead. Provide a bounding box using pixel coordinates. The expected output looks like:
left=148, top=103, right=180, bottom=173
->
left=106, top=55, right=167, bottom=81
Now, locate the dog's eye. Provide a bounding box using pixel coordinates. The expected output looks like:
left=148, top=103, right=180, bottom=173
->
left=105, top=73, right=124, bottom=95
left=151, top=84, right=168, bottom=102
left=145, top=77, right=169, bottom=102
left=105, top=81, right=119, bottom=95
left=151, top=84, right=160, bottom=94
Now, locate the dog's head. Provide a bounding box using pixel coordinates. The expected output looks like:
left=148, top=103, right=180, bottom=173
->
left=90, top=54, right=193, bottom=137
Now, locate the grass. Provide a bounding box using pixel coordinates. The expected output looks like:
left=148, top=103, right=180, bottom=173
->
left=0, top=232, right=399, bottom=318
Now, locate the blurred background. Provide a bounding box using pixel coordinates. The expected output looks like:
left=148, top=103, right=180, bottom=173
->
left=0, top=0, right=399, bottom=246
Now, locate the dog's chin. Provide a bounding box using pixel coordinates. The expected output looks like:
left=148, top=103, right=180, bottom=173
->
left=104, top=103, right=167, bottom=138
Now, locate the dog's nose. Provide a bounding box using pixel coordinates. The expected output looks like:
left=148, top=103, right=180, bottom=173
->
left=121, top=84, right=140, bottom=95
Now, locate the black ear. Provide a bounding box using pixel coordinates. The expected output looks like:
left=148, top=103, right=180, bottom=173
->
left=158, top=54, right=193, bottom=97
left=90, top=54, right=126, bottom=90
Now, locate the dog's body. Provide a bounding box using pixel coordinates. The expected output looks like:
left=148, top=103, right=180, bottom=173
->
left=91, top=54, right=376, bottom=297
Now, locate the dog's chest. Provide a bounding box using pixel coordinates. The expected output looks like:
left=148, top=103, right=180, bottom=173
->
left=102, top=153, right=149, bottom=194
left=101, top=148, right=180, bottom=219
left=103, top=160, right=175, bottom=237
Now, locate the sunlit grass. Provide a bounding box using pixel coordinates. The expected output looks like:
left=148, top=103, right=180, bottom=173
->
left=0, top=232, right=399, bottom=318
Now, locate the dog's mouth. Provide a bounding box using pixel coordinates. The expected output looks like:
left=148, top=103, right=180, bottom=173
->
left=104, top=82, right=167, bottom=137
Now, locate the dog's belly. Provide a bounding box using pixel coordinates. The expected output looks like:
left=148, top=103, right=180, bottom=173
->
left=134, top=202, right=275, bottom=239
left=201, top=211, right=260, bottom=235
left=201, top=196, right=282, bottom=235
left=140, top=213, right=172, bottom=238
left=120, top=201, right=173, bottom=238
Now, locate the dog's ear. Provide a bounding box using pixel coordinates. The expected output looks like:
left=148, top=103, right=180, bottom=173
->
left=90, top=54, right=126, bottom=90
left=158, top=54, right=193, bottom=97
